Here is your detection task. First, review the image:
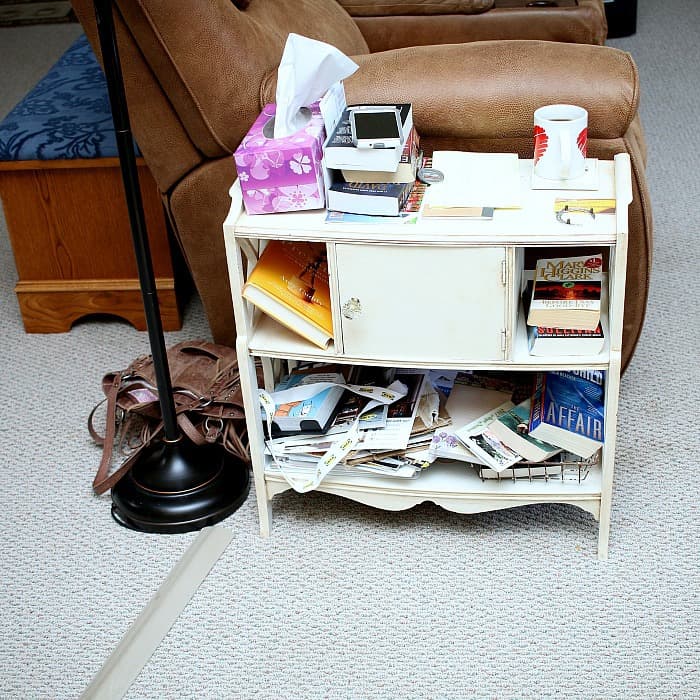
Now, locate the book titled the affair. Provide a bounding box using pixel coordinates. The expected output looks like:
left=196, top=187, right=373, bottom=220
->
left=528, top=370, right=605, bottom=459
left=526, top=254, right=603, bottom=331
left=242, top=240, right=332, bottom=349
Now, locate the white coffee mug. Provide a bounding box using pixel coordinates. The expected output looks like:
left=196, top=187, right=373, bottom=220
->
left=533, top=104, right=588, bottom=180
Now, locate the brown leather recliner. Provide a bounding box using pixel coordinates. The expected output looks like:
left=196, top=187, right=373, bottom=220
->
left=70, top=0, right=651, bottom=371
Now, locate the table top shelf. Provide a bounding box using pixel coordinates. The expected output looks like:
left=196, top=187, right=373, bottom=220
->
left=227, top=158, right=630, bottom=247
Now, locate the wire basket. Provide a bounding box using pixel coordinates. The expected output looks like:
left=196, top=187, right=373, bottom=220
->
left=474, top=451, right=599, bottom=483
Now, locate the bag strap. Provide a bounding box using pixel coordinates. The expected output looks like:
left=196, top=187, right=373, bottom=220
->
left=92, top=372, right=144, bottom=495
left=91, top=391, right=209, bottom=495
left=87, top=399, right=108, bottom=447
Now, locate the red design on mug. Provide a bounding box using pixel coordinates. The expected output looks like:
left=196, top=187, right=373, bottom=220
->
left=534, top=125, right=548, bottom=164
left=577, top=127, right=588, bottom=157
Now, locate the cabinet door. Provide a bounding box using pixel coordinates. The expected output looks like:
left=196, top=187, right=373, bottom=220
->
left=335, top=244, right=507, bottom=363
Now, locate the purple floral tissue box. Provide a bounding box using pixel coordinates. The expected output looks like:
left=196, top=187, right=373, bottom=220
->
left=233, top=103, right=326, bottom=215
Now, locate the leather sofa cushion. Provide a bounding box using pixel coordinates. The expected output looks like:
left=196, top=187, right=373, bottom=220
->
left=117, top=0, right=370, bottom=158
left=337, top=0, right=494, bottom=16
left=260, top=41, right=640, bottom=141
left=353, top=1, right=607, bottom=49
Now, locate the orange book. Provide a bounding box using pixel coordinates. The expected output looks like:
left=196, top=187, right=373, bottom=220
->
left=242, top=240, right=333, bottom=348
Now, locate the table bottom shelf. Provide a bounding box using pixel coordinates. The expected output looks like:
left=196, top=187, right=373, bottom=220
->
left=263, top=460, right=602, bottom=520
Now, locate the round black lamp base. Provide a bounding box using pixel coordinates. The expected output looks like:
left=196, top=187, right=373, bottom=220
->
left=110, top=438, right=250, bottom=534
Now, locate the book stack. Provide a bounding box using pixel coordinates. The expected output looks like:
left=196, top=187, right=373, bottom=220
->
left=445, top=369, right=604, bottom=479
left=324, top=105, right=420, bottom=217
left=524, top=254, right=605, bottom=356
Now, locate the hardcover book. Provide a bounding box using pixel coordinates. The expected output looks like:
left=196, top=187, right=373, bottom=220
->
left=526, top=253, right=603, bottom=331
left=528, top=370, right=605, bottom=459
left=327, top=179, right=414, bottom=216
left=340, top=127, right=420, bottom=184
left=242, top=240, right=333, bottom=349
left=522, top=280, right=605, bottom=356
left=323, top=103, right=413, bottom=171
left=486, top=398, right=562, bottom=462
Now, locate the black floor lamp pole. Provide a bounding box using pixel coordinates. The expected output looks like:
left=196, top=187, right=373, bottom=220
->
left=94, top=0, right=179, bottom=441
left=92, top=0, right=249, bottom=533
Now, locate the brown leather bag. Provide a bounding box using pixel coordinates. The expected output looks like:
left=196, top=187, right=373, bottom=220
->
left=89, top=340, right=250, bottom=495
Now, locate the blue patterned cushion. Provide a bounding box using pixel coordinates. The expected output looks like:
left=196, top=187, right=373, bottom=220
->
left=0, top=34, right=139, bottom=161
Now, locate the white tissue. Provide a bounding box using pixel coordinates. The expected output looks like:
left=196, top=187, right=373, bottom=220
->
left=274, top=33, right=358, bottom=139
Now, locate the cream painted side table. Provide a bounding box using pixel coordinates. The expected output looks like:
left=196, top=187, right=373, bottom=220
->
left=223, top=154, right=632, bottom=559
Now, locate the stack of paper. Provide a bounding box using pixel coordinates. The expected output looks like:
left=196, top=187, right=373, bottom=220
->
left=423, top=151, right=521, bottom=212
left=264, top=367, right=437, bottom=489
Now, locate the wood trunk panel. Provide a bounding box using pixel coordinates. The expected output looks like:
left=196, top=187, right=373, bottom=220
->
left=0, top=158, right=183, bottom=331
left=15, top=282, right=180, bottom=333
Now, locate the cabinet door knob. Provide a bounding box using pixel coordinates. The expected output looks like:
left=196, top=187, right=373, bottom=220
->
left=342, top=297, right=362, bottom=320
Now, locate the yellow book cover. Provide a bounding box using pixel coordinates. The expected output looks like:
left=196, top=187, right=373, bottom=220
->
left=242, top=240, right=333, bottom=348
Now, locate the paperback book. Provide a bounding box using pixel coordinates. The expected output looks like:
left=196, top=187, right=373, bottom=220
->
left=526, top=253, right=603, bottom=331
left=454, top=401, right=523, bottom=472
left=486, top=398, right=562, bottom=462
left=527, top=322, right=605, bottom=356
left=327, top=178, right=414, bottom=216
left=242, top=240, right=332, bottom=349
left=428, top=375, right=513, bottom=466
left=522, top=280, right=605, bottom=356
left=421, top=205, right=494, bottom=220
left=528, top=370, right=605, bottom=459
left=325, top=181, right=426, bottom=225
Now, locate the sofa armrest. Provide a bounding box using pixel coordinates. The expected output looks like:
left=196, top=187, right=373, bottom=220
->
left=341, top=41, right=638, bottom=140
left=337, top=0, right=493, bottom=16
